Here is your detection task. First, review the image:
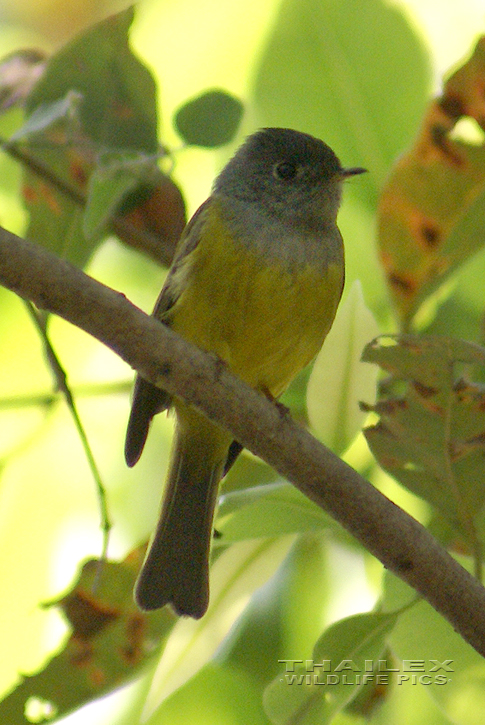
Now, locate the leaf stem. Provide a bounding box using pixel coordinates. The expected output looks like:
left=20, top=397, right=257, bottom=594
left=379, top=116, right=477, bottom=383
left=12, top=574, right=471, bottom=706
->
left=24, top=301, right=111, bottom=567
left=0, top=380, right=131, bottom=410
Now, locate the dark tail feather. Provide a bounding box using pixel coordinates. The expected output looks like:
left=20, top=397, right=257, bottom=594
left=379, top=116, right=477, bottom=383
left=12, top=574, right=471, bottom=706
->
left=135, top=416, right=229, bottom=618
left=224, top=440, right=243, bottom=476
left=125, top=376, right=172, bottom=467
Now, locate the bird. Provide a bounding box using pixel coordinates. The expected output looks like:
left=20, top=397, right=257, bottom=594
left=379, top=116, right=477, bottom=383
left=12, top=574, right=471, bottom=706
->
left=125, top=127, right=365, bottom=618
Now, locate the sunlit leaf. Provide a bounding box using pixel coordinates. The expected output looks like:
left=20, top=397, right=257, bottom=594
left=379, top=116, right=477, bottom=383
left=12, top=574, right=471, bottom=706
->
left=144, top=537, right=294, bottom=714
left=263, top=611, right=397, bottom=725
left=382, top=570, right=485, bottom=723
left=0, top=549, right=175, bottom=724
left=254, top=0, right=430, bottom=190
left=146, top=662, right=267, bottom=725
left=378, top=37, right=485, bottom=328
left=306, top=281, right=380, bottom=455
left=174, top=89, right=243, bottom=147
left=217, top=482, right=335, bottom=541
left=363, top=335, right=485, bottom=548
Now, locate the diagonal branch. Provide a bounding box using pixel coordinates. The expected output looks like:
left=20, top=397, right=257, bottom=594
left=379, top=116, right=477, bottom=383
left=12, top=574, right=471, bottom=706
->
left=1, top=224, right=485, bottom=657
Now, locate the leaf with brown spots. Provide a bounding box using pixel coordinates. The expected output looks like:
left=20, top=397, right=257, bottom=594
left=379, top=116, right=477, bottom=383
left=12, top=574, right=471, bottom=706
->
left=378, top=37, right=485, bottom=328
left=363, top=335, right=485, bottom=560
left=0, top=548, right=175, bottom=725
left=12, top=7, right=185, bottom=269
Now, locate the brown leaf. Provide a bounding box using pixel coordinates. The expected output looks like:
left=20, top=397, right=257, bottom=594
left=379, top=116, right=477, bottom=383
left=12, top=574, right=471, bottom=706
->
left=0, top=548, right=175, bottom=724
left=378, top=37, right=485, bottom=328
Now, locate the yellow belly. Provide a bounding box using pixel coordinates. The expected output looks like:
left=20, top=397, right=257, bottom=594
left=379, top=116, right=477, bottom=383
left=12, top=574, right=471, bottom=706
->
left=167, top=209, right=344, bottom=398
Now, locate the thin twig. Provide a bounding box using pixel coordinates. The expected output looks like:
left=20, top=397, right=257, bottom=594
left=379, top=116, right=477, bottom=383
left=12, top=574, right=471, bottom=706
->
left=23, top=300, right=111, bottom=567
left=0, top=380, right=131, bottom=410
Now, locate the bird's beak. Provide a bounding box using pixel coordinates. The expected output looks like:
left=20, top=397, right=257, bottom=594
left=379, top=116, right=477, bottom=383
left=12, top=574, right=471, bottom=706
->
left=340, top=166, right=367, bottom=178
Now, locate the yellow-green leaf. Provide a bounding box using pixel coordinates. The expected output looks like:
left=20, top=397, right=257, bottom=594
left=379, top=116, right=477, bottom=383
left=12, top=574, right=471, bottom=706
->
left=306, top=281, right=380, bottom=454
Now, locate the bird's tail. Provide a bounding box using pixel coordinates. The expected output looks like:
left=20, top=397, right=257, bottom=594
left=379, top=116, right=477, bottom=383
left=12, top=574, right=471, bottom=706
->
left=134, top=407, right=231, bottom=618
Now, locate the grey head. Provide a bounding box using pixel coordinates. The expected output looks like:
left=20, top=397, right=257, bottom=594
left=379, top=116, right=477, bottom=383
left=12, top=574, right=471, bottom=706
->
left=214, top=127, right=365, bottom=232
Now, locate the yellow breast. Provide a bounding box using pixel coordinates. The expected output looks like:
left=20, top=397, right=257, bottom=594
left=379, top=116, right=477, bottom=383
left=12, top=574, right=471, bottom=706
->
left=167, top=203, right=344, bottom=398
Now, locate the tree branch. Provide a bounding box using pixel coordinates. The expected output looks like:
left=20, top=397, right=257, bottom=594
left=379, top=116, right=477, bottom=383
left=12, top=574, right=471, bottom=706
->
left=1, top=225, right=485, bottom=657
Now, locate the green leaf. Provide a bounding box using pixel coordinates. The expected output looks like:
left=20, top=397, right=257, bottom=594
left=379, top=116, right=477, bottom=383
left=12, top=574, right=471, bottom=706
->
left=83, top=151, right=161, bottom=240
left=217, top=482, right=335, bottom=542
left=144, top=537, right=295, bottom=711
left=25, top=7, right=158, bottom=152
left=363, top=335, right=485, bottom=544
left=253, top=0, right=430, bottom=189
left=146, top=662, right=268, bottom=725
left=174, top=88, right=243, bottom=147
left=263, top=611, right=398, bottom=725
left=306, top=281, right=380, bottom=454
left=20, top=6, right=160, bottom=268
left=383, top=570, right=485, bottom=722
left=23, top=186, right=90, bottom=267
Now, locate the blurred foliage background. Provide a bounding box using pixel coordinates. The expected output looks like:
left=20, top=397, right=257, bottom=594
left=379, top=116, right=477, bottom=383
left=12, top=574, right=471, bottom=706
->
left=1, top=1, right=485, bottom=724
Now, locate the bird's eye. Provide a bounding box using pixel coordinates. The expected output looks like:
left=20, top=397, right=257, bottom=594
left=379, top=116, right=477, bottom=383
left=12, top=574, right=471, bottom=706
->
left=273, top=161, right=298, bottom=181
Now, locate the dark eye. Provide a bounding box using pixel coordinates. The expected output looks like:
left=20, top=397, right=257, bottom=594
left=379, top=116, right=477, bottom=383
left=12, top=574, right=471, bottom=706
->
left=273, top=161, right=298, bottom=181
